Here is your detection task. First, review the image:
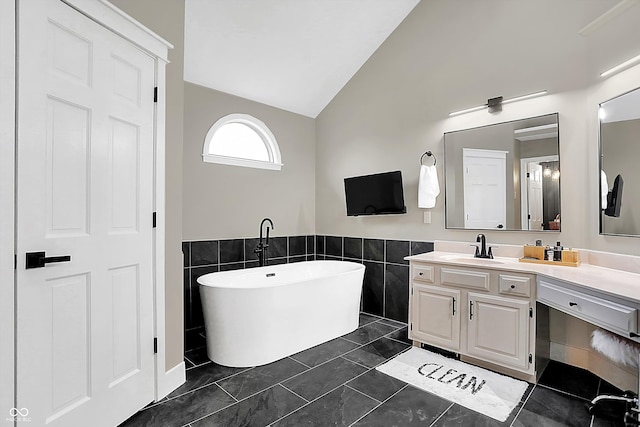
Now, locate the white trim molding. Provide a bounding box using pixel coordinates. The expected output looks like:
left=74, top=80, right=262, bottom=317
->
left=61, top=0, right=172, bottom=60
left=156, top=362, right=186, bottom=400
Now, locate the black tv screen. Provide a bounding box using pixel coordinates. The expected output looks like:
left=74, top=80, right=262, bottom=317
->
left=344, top=171, right=407, bottom=216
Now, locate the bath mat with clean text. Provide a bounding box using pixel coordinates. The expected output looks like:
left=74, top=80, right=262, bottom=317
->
left=376, top=347, right=528, bottom=422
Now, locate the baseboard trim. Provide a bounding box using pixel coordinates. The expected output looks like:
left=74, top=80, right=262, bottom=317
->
left=157, top=361, right=186, bottom=401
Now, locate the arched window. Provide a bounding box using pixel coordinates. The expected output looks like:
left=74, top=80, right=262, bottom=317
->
left=202, top=114, right=282, bottom=170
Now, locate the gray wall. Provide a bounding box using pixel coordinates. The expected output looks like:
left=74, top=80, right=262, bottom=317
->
left=315, top=0, right=640, bottom=257
left=182, top=83, right=316, bottom=241
left=313, top=0, right=640, bottom=387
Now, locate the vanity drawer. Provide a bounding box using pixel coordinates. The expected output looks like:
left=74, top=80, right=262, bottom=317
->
left=412, top=265, right=434, bottom=283
left=538, top=280, right=638, bottom=336
left=499, top=274, right=531, bottom=298
left=440, top=267, right=490, bottom=291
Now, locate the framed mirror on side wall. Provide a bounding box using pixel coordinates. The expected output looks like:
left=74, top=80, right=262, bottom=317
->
left=599, top=87, right=640, bottom=237
left=444, top=113, right=560, bottom=231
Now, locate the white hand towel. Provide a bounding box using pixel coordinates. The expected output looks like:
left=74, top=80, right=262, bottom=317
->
left=601, top=170, right=609, bottom=210
left=418, top=165, right=439, bottom=209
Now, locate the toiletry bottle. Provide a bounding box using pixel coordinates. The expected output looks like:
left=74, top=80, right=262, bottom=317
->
left=546, top=246, right=554, bottom=261
left=554, top=241, right=563, bottom=262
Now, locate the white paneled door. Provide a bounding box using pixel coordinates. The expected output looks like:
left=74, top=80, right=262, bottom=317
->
left=16, top=1, right=156, bottom=425
left=463, top=148, right=507, bottom=230
left=527, top=163, right=543, bottom=230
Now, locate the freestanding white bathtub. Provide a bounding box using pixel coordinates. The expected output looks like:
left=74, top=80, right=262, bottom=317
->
left=197, top=260, right=365, bottom=367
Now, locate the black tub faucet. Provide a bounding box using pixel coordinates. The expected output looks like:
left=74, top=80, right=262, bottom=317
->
left=474, top=233, right=493, bottom=259
left=254, top=218, right=274, bottom=267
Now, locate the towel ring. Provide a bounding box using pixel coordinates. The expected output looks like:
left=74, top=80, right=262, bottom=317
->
left=420, top=151, right=436, bottom=166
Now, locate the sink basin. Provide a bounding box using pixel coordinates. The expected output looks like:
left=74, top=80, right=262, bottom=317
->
left=438, top=254, right=505, bottom=265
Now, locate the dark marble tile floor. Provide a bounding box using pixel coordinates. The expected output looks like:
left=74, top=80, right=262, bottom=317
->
left=120, top=313, right=631, bottom=427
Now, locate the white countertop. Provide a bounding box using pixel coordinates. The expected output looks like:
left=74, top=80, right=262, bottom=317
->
left=406, top=251, right=640, bottom=304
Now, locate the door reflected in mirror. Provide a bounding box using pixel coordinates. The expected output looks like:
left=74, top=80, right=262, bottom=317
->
left=444, top=113, right=560, bottom=231
left=599, top=87, right=640, bottom=237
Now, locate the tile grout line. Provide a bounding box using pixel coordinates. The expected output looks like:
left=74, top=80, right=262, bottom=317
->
left=179, top=316, right=407, bottom=422
left=288, top=356, right=311, bottom=369
left=383, top=335, right=412, bottom=347
left=509, top=384, right=537, bottom=427
left=186, top=360, right=211, bottom=371
left=348, top=384, right=410, bottom=426
left=383, top=241, right=387, bottom=317
left=342, top=357, right=373, bottom=371
left=340, top=333, right=410, bottom=363
left=185, top=382, right=295, bottom=426
left=268, top=363, right=380, bottom=426
left=278, top=383, right=310, bottom=403
left=159, top=365, right=253, bottom=404
left=428, top=402, right=455, bottom=427
left=344, top=384, right=382, bottom=404
left=207, top=359, right=313, bottom=407
left=536, top=383, right=592, bottom=402
left=183, top=354, right=197, bottom=366
left=216, top=382, right=239, bottom=403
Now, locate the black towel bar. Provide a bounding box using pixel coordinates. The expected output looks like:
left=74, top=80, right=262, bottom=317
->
left=420, top=151, right=436, bottom=166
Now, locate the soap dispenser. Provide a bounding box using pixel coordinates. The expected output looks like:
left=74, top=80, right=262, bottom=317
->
left=553, top=241, right=563, bottom=262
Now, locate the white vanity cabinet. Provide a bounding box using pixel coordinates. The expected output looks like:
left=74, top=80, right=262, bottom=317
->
left=409, top=261, right=538, bottom=378
left=466, top=292, right=531, bottom=371
left=411, top=283, right=461, bottom=350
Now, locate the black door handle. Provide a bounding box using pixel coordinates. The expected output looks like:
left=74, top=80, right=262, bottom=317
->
left=25, top=251, right=71, bottom=269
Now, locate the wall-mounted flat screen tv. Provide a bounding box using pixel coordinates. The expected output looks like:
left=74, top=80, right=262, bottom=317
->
left=344, top=170, right=407, bottom=216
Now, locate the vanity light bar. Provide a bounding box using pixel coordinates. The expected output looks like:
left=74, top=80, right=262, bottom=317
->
left=502, top=90, right=548, bottom=105
left=448, top=90, right=548, bottom=117
left=448, top=105, right=487, bottom=116
left=600, top=52, right=640, bottom=77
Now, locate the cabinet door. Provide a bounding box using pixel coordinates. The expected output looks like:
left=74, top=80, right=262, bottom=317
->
left=467, top=293, right=529, bottom=371
left=410, top=284, right=460, bottom=351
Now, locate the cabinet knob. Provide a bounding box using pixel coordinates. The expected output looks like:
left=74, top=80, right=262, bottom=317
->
left=510, top=284, right=516, bottom=289
left=569, top=302, right=578, bottom=307
left=419, top=272, right=423, bottom=276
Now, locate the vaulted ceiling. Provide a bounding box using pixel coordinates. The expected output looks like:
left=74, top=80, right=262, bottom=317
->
left=183, top=0, right=420, bottom=118
left=183, top=0, right=640, bottom=119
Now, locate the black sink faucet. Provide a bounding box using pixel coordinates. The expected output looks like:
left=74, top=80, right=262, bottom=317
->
left=254, top=218, right=274, bottom=267
left=474, top=233, right=493, bottom=259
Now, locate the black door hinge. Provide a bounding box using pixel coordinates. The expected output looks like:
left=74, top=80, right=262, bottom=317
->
left=526, top=172, right=530, bottom=178
left=153, top=87, right=158, bottom=103
left=410, top=323, right=413, bottom=331
left=529, top=307, right=533, bottom=318
left=14, top=254, right=17, bottom=269
left=529, top=353, right=533, bottom=364
left=154, top=338, right=158, bottom=354
left=153, top=212, right=156, bottom=228
left=527, top=214, right=531, bottom=220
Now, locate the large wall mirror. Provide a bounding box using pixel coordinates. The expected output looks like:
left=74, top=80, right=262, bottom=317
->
left=444, top=113, right=560, bottom=231
left=599, top=87, right=640, bottom=237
